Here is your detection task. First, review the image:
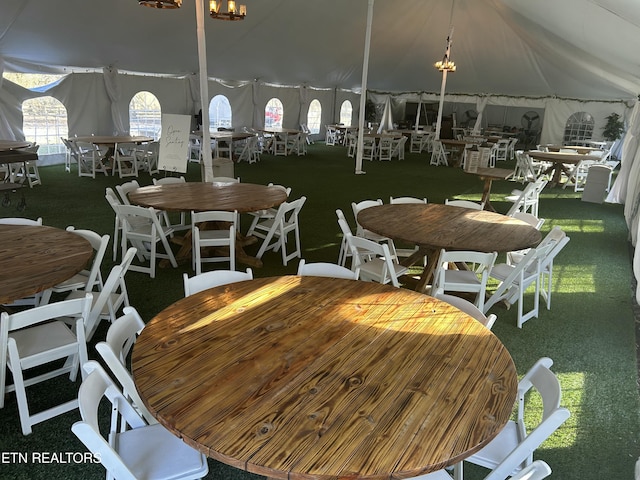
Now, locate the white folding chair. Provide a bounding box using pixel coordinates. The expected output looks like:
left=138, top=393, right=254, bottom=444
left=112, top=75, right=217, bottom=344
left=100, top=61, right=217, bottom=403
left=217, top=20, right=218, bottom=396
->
left=95, top=307, right=157, bottom=426
left=483, top=244, right=552, bottom=328
left=0, top=294, right=93, bottom=435
left=152, top=176, right=189, bottom=232
left=115, top=180, right=141, bottom=206
left=114, top=142, right=139, bottom=178
left=66, top=247, right=137, bottom=342
left=457, top=357, right=570, bottom=480
left=251, top=196, right=306, bottom=266
left=48, top=226, right=110, bottom=297
left=445, top=199, right=484, bottom=210
left=114, top=204, right=177, bottom=278
left=191, top=210, right=237, bottom=274
left=72, top=363, right=209, bottom=480
left=431, top=249, right=497, bottom=313
left=297, top=259, right=358, bottom=280
left=347, top=234, right=408, bottom=287
left=183, top=268, right=253, bottom=297
left=432, top=288, right=497, bottom=330
left=352, top=199, right=398, bottom=259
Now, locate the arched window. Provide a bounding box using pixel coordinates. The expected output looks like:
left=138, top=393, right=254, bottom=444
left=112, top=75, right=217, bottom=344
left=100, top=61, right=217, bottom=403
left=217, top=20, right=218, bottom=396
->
left=339, top=100, right=353, bottom=126
left=22, top=96, right=68, bottom=155
left=209, top=95, right=232, bottom=132
left=563, top=112, right=594, bottom=145
left=307, top=99, right=322, bottom=134
left=265, top=98, right=283, bottom=128
left=129, top=91, right=161, bottom=139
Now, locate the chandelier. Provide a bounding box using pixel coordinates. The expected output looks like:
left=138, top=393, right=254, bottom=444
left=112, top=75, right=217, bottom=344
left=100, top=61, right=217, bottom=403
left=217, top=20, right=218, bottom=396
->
left=139, top=0, right=182, bottom=8
left=139, top=0, right=247, bottom=20
left=434, top=29, right=456, bottom=72
left=210, top=0, right=246, bottom=20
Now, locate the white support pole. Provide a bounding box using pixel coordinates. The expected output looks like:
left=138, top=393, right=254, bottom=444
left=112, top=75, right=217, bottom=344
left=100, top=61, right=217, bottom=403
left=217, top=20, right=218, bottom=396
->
left=434, top=26, right=454, bottom=141
left=355, top=0, right=375, bottom=175
left=195, top=0, right=213, bottom=181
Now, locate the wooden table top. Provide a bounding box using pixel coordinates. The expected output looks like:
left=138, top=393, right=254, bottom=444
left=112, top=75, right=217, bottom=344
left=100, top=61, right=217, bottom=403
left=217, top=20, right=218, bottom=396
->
left=196, top=131, right=256, bottom=141
left=544, top=145, right=602, bottom=154
left=358, top=203, right=541, bottom=253
left=128, top=182, right=288, bottom=213
left=72, top=135, right=153, bottom=145
left=526, top=150, right=601, bottom=164
left=469, top=167, right=514, bottom=181
left=132, top=275, right=517, bottom=479
left=261, top=127, right=301, bottom=135
left=0, top=224, right=93, bottom=304
left=0, top=140, right=31, bottom=151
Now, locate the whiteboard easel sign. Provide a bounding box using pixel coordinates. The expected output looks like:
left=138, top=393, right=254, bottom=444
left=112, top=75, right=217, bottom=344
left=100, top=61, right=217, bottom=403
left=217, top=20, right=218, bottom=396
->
left=158, top=114, right=190, bottom=174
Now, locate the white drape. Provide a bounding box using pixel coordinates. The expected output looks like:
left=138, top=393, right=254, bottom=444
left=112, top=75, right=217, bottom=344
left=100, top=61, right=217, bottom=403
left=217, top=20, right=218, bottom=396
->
left=377, top=96, right=393, bottom=133
left=472, top=96, right=489, bottom=134
left=608, top=102, right=640, bottom=209
left=102, top=67, right=126, bottom=135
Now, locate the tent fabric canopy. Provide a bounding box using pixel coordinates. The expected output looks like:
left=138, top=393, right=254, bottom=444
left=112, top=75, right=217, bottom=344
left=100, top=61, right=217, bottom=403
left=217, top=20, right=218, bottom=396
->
left=1, top=0, right=639, bottom=101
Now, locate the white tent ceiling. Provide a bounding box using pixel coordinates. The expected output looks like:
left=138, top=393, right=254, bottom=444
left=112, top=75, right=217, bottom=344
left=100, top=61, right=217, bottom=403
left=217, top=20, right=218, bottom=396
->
left=2, top=0, right=640, bottom=101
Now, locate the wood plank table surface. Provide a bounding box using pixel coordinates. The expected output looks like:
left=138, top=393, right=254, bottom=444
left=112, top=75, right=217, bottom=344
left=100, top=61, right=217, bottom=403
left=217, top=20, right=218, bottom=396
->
left=465, top=167, right=514, bottom=212
left=358, top=203, right=541, bottom=292
left=526, top=150, right=602, bottom=187
left=0, top=140, right=32, bottom=151
left=0, top=224, right=93, bottom=304
left=128, top=182, right=288, bottom=268
left=73, top=135, right=153, bottom=174
left=132, top=275, right=518, bottom=480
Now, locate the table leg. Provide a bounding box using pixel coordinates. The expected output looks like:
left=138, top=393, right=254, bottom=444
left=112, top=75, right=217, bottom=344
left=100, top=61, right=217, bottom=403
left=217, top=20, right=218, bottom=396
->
left=160, top=224, right=264, bottom=269
left=399, top=246, right=437, bottom=293
left=481, top=178, right=496, bottom=212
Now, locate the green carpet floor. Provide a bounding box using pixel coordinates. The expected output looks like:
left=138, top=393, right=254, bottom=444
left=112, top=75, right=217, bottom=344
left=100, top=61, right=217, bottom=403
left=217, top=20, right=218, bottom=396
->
left=0, top=143, right=638, bottom=479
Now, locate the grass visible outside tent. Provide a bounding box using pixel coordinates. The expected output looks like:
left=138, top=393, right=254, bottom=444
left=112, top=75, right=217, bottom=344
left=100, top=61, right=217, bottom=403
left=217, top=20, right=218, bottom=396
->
left=0, top=143, right=638, bottom=479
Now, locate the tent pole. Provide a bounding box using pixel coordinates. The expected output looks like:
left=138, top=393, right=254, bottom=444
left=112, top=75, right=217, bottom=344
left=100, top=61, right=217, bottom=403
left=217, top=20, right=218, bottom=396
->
left=434, top=26, right=454, bottom=141
left=355, top=0, right=375, bottom=175
left=196, top=0, right=212, bottom=182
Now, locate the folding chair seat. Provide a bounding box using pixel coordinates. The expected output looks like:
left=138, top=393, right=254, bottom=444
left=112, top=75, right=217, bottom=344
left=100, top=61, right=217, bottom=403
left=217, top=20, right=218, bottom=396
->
left=346, top=234, right=408, bottom=287
left=72, top=363, right=209, bottom=480
left=0, top=294, right=93, bottom=435
left=431, top=249, right=497, bottom=312
left=114, top=204, right=177, bottom=278
left=191, top=209, right=237, bottom=274
left=250, top=196, right=306, bottom=266
left=183, top=268, right=253, bottom=297
left=297, top=259, right=358, bottom=280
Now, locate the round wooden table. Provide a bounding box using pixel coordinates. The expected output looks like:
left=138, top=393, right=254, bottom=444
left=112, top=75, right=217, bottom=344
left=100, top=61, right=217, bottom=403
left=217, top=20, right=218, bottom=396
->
left=0, top=224, right=93, bottom=305
left=357, top=203, right=542, bottom=292
left=526, top=150, right=602, bottom=187
left=128, top=182, right=288, bottom=267
left=132, top=276, right=518, bottom=480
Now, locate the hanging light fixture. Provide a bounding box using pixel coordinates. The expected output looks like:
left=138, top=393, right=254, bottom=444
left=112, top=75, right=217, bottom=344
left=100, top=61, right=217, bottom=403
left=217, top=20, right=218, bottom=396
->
left=139, top=0, right=182, bottom=8
left=434, top=30, right=456, bottom=72
left=210, top=0, right=246, bottom=20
